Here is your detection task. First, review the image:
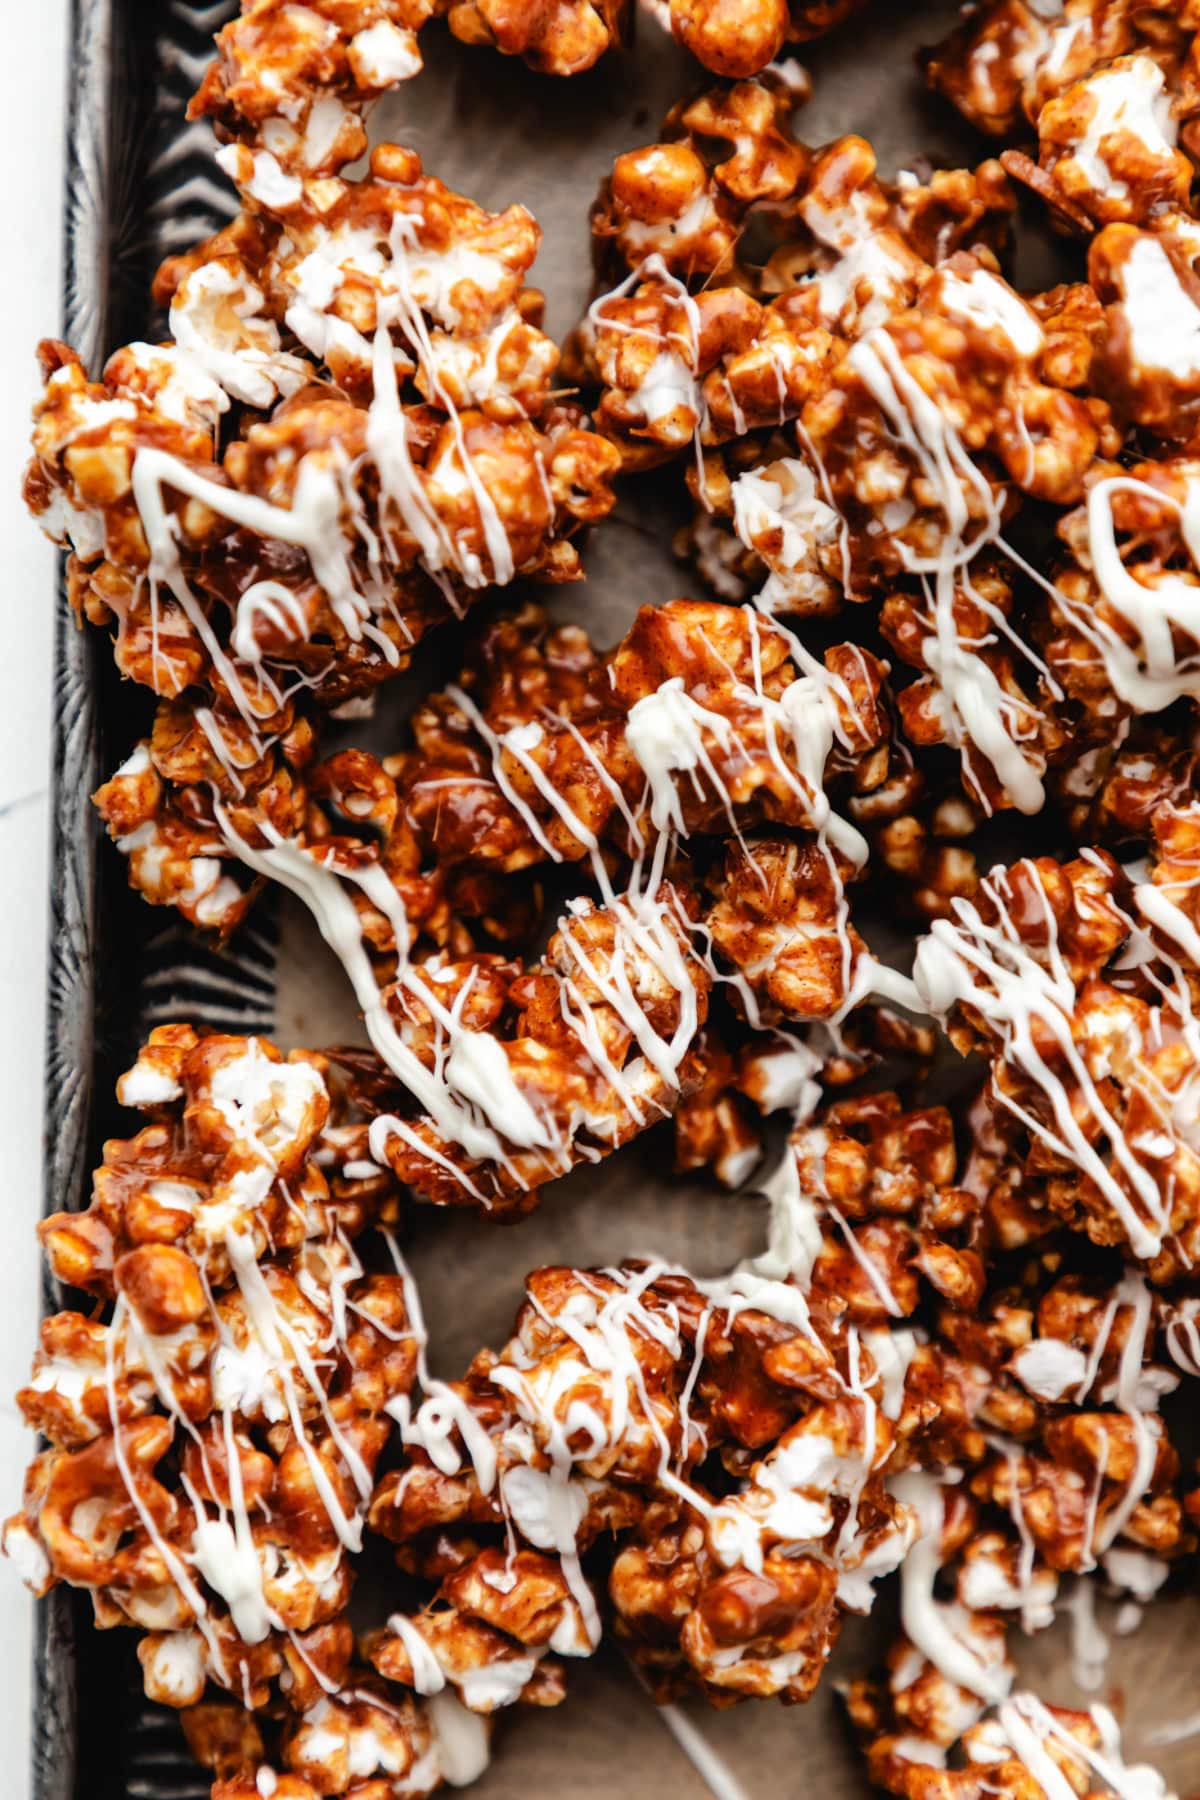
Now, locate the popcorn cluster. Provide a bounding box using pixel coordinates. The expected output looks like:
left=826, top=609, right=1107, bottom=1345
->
left=26, top=146, right=619, bottom=722
left=189, top=0, right=868, bottom=130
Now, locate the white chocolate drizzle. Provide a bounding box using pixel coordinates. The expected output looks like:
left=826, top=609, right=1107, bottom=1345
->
left=846, top=327, right=1049, bottom=814
left=913, top=862, right=1172, bottom=1259
left=3, top=1054, right=421, bottom=1700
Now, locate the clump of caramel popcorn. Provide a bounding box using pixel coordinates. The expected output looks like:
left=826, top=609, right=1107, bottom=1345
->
left=575, top=82, right=1015, bottom=473
left=24, top=145, right=619, bottom=724
left=3, top=1027, right=598, bottom=1797
left=922, top=2, right=1197, bottom=141
left=576, top=81, right=1198, bottom=826
left=922, top=5, right=1200, bottom=233
left=352, top=878, right=715, bottom=1212
left=192, top=0, right=631, bottom=169
left=912, top=808, right=1200, bottom=1278
left=192, top=0, right=868, bottom=142
left=841, top=1228, right=1193, bottom=1799
left=369, top=1251, right=926, bottom=1710
left=3, top=1026, right=412, bottom=1709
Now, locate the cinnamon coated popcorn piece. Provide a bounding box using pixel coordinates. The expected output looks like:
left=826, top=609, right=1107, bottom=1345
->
left=281, top=1683, right=445, bottom=1796
left=734, top=1030, right=823, bottom=1118
left=756, top=137, right=1016, bottom=340
left=843, top=1492, right=1021, bottom=1789
left=182, top=1700, right=267, bottom=1784
left=93, top=739, right=267, bottom=940
left=94, top=752, right=709, bottom=1225
left=678, top=238, right=1124, bottom=815
left=3, top=1026, right=414, bottom=1713
left=933, top=1258, right=1187, bottom=1542
left=213, top=1778, right=320, bottom=1800
left=41, top=345, right=612, bottom=704
left=688, top=1010, right=934, bottom=1158
left=782, top=1005, right=939, bottom=1103
left=156, top=146, right=557, bottom=407
left=765, top=1067, right=1192, bottom=1620
left=194, top=0, right=853, bottom=102
left=590, top=84, right=1012, bottom=291
left=440, top=0, right=627, bottom=75
left=584, top=275, right=836, bottom=473
left=24, top=146, right=619, bottom=720
left=692, top=440, right=843, bottom=616
left=795, top=250, right=1115, bottom=561
left=39, top=1024, right=374, bottom=1290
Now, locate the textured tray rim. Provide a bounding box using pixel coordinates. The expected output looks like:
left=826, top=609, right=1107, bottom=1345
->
left=35, top=4, right=279, bottom=1789
left=36, top=0, right=114, bottom=1793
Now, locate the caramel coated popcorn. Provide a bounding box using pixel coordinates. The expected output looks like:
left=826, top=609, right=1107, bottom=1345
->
left=4, top=1027, right=413, bottom=1709
left=193, top=0, right=630, bottom=161
left=912, top=810, right=1200, bottom=1276
left=89, top=594, right=908, bottom=1218
left=923, top=5, right=1200, bottom=233
left=577, top=80, right=1200, bottom=823
left=16, top=2, right=1200, bottom=1796
left=576, top=84, right=1015, bottom=470
left=193, top=0, right=865, bottom=137
left=369, top=1251, right=925, bottom=1709
left=8, top=1021, right=1197, bottom=1796
left=4, top=1030, right=586, bottom=1797
left=25, top=146, right=618, bottom=723
left=664, top=0, right=863, bottom=81
left=842, top=1238, right=1191, bottom=1799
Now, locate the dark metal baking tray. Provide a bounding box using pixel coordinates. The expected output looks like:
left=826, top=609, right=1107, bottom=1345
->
left=35, top=3, right=1200, bottom=1796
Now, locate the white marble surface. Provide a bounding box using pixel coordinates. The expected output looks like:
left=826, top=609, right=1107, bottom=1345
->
left=1, top=5, right=70, bottom=1789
